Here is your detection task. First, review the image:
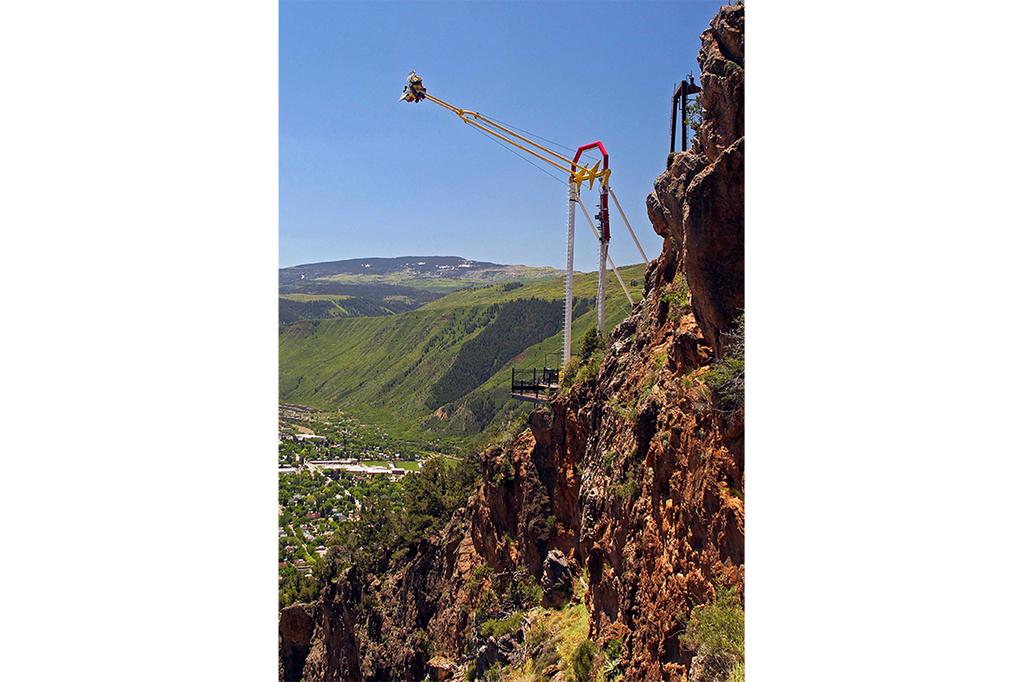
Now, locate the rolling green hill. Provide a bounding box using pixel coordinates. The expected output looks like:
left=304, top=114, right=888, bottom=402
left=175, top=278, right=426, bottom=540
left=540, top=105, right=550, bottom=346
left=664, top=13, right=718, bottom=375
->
left=279, top=256, right=559, bottom=323
left=278, top=285, right=442, bottom=323
left=279, top=263, right=646, bottom=451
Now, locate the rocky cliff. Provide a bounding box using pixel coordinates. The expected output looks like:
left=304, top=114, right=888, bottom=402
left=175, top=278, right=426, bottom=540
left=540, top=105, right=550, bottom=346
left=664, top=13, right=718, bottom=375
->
left=283, top=3, right=744, bottom=680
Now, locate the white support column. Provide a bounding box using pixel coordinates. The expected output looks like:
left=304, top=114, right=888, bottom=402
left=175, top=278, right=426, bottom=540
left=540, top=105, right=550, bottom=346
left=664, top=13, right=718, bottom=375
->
left=562, top=183, right=578, bottom=370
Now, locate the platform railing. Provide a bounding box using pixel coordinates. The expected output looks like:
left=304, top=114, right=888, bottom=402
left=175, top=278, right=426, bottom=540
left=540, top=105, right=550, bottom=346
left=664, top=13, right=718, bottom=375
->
left=511, top=366, right=560, bottom=400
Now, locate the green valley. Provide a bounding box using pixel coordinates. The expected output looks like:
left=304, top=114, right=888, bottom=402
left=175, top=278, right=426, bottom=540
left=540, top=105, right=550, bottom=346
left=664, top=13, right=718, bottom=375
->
left=278, top=255, right=559, bottom=323
left=279, top=262, right=646, bottom=451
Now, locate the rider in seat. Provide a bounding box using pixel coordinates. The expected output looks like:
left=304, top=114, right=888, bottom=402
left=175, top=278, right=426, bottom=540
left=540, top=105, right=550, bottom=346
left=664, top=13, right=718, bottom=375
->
left=399, top=71, right=427, bottom=102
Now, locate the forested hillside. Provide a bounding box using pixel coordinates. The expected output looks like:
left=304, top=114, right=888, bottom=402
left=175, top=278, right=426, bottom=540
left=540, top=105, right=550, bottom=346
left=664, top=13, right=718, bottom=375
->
left=279, top=256, right=559, bottom=323
left=278, top=264, right=645, bottom=449
left=427, top=298, right=566, bottom=409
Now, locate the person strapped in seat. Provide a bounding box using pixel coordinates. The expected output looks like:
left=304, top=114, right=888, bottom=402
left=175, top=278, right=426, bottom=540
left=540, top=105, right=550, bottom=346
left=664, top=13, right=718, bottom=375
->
left=399, top=71, right=427, bottom=102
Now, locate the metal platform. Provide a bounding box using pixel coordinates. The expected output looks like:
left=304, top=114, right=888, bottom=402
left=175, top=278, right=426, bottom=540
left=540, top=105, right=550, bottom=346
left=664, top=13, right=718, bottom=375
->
left=509, top=391, right=553, bottom=404
left=510, top=367, right=559, bottom=402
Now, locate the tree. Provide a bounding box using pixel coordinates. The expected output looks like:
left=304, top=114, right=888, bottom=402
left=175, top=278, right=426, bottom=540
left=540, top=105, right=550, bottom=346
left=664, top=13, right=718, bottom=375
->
left=705, top=313, right=744, bottom=412
left=685, top=93, right=702, bottom=136
left=579, top=327, right=605, bottom=364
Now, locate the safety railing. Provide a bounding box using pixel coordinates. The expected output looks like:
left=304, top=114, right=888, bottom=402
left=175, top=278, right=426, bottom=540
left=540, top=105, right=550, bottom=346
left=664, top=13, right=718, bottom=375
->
left=511, top=367, right=560, bottom=400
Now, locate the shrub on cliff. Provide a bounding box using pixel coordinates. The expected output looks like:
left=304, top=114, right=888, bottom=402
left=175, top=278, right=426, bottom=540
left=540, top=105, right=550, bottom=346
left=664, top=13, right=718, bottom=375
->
left=686, top=93, right=703, bottom=136
left=682, top=584, right=744, bottom=678
left=705, top=313, right=744, bottom=412
left=579, top=328, right=605, bottom=363
left=493, top=454, right=515, bottom=487
left=560, top=358, right=581, bottom=387
left=507, top=570, right=543, bottom=609
left=479, top=611, right=524, bottom=640
left=610, top=466, right=640, bottom=504
left=570, top=639, right=600, bottom=681
left=576, top=352, right=603, bottom=385
left=660, top=285, right=691, bottom=322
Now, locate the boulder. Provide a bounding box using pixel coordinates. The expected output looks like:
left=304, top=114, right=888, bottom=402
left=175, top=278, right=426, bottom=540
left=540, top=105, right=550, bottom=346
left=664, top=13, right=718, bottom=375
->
left=278, top=603, right=314, bottom=682
left=541, top=549, right=574, bottom=608
left=426, top=656, right=457, bottom=681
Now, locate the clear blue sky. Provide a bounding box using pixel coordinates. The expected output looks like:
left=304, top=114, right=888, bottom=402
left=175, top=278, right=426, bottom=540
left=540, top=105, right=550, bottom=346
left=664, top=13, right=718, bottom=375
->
left=280, top=0, right=720, bottom=268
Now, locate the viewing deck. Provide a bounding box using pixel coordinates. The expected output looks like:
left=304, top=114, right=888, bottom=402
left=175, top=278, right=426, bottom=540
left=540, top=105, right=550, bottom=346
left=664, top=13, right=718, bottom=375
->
left=510, top=367, right=559, bottom=403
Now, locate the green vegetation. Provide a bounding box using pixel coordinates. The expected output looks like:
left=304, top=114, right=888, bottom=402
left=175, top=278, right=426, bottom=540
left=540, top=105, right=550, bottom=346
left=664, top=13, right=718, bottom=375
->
left=466, top=564, right=494, bottom=594
left=685, top=93, right=702, bottom=136
left=610, top=465, right=640, bottom=504
left=480, top=611, right=524, bottom=639
left=279, top=257, right=561, bottom=324
left=278, top=410, right=479, bottom=608
left=471, top=560, right=627, bottom=682
left=705, top=313, right=744, bottom=412
left=493, top=454, right=515, bottom=486
left=279, top=562, right=319, bottom=607
left=277, top=263, right=647, bottom=620
left=605, top=392, right=638, bottom=423
left=562, top=327, right=607, bottom=388
left=507, top=571, right=544, bottom=609
left=317, top=274, right=481, bottom=294
left=361, top=459, right=421, bottom=471
left=280, top=264, right=645, bottom=452
left=324, top=454, right=481, bottom=576
left=501, top=600, right=592, bottom=682
left=418, top=266, right=640, bottom=310
left=571, top=639, right=599, bottom=681
left=659, top=269, right=691, bottom=323
left=469, top=566, right=543, bottom=624
left=681, top=584, right=745, bottom=678
left=279, top=282, right=443, bottom=323
left=601, top=638, right=624, bottom=680
left=579, top=327, right=605, bottom=363
left=428, top=298, right=563, bottom=408
left=278, top=405, right=431, bottom=466
left=278, top=469, right=384, bottom=608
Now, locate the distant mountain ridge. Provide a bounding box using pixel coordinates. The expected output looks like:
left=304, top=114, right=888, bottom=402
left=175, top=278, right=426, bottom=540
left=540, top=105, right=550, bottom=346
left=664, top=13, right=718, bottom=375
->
left=279, top=256, right=560, bottom=324
left=280, top=256, right=557, bottom=286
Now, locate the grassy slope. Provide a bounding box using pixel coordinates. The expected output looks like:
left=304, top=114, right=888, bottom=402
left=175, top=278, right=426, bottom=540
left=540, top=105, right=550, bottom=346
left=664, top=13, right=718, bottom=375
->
left=279, top=264, right=646, bottom=451
left=504, top=602, right=590, bottom=682
left=317, top=270, right=557, bottom=294
left=279, top=293, right=354, bottom=302
left=278, top=266, right=561, bottom=324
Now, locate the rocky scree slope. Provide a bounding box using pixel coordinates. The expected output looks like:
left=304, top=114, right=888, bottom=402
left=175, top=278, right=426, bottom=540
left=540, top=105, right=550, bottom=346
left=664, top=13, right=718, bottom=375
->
left=281, top=4, right=744, bottom=680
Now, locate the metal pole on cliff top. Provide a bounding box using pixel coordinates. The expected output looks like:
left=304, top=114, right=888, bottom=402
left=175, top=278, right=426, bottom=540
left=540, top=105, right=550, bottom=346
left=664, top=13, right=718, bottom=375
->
left=669, top=82, right=679, bottom=163
left=669, top=73, right=701, bottom=169
left=680, top=83, right=688, bottom=154
left=683, top=73, right=700, bottom=152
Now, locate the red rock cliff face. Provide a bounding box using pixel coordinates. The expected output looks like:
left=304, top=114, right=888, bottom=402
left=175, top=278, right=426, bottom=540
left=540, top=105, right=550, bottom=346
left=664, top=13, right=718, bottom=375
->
left=648, top=4, right=744, bottom=357
left=285, top=4, right=743, bottom=680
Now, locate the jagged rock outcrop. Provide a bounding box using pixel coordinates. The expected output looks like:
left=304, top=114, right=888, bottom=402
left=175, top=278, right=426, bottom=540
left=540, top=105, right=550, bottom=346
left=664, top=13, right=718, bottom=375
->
left=280, top=603, right=315, bottom=681
left=648, top=2, right=744, bottom=356
left=541, top=549, right=574, bottom=608
left=296, top=510, right=481, bottom=681
left=282, top=4, right=743, bottom=680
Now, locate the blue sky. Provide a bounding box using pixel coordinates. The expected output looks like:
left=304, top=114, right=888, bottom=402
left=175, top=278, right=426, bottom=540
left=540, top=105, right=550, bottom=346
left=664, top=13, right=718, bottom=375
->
left=280, top=0, right=720, bottom=268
